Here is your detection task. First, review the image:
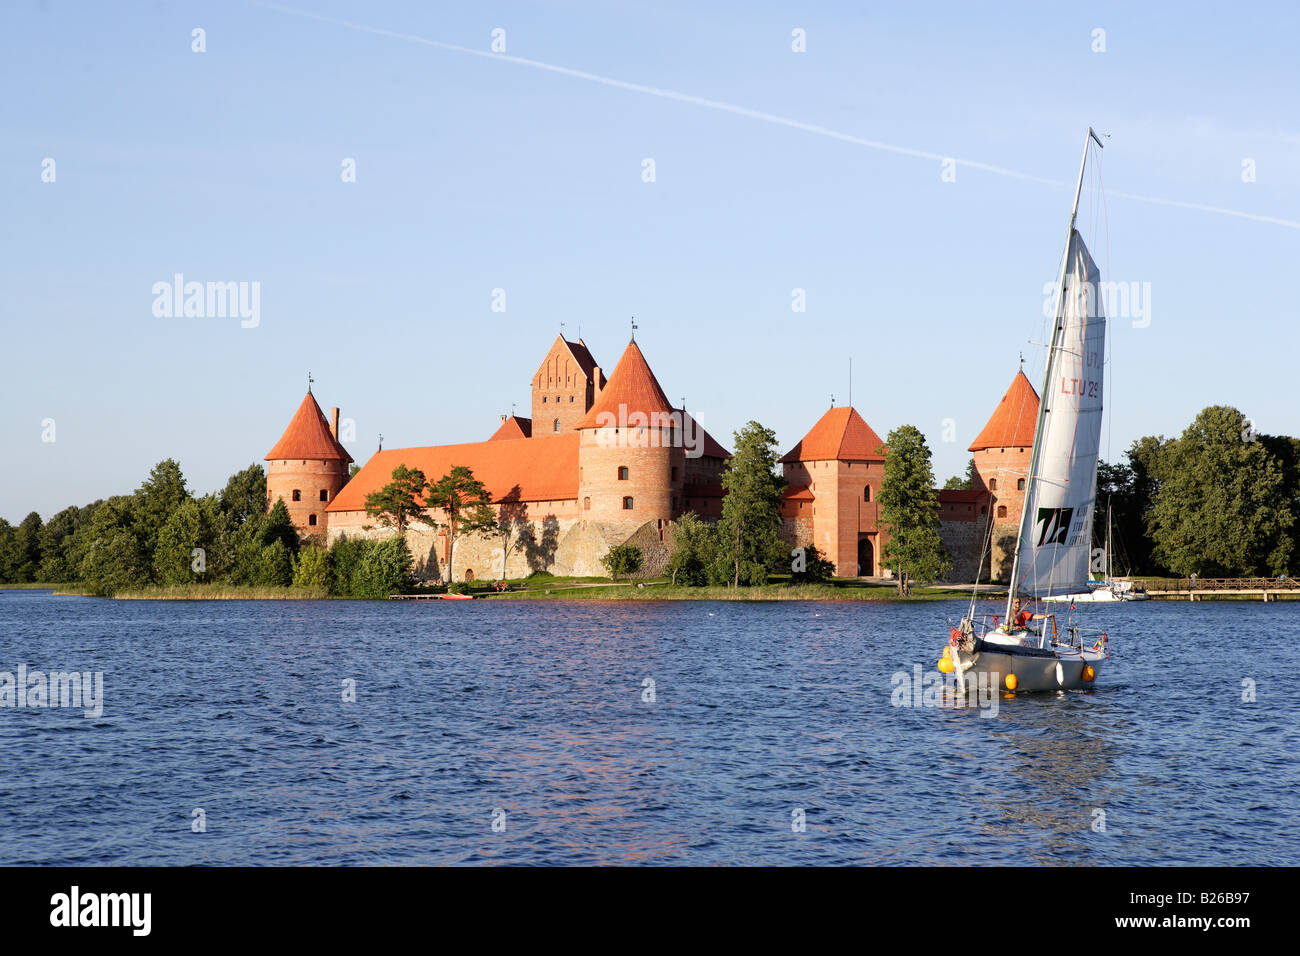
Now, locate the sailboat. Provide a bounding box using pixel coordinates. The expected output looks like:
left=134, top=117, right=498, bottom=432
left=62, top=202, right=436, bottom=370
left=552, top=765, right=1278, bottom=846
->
left=941, top=128, right=1112, bottom=693
left=1042, top=500, right=1150, bottom=603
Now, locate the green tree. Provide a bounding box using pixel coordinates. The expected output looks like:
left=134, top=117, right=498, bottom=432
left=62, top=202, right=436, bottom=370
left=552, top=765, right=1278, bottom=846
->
left=425, top=466, right=496, bottom=583
left=154, top=499, right=206, bottom=585
left=255, top=539, right=295, bottom=587
left=667, top=512, right=715, bottom=586
left=37, top=506, right=84, bottom=582
left=328, top=537, right=369, bottom=595
left=80, top=497, right=148, bottom=595
left=219, top=464, right=267, bottom=526
left=1146, top=406, right=1294, bottom=576
left=716, top=421, right=786, bottom=587
left=0, top=521, right=19, bottom=583
left=292, top=546, right=331, bottom=590
left=878, top=424, right=950, bottom=594
left=12, top=512, right=44, bottom=582
left=133, top=459, right=190, bottom=560
left=364, top=465, right=434, bottom=536
left=790, top=542, right=835, bottom=584
left=259, top=498, right=299, bottom=554
left=601, top=543, right=643, bottom=581
left=943, top=458, right=977, bottom=491
left=353, top=536, right=415, bottom=597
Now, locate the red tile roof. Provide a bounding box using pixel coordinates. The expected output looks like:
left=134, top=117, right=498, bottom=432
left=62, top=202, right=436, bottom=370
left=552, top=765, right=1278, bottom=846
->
left=682, top=411, right=731, bottom=460
left=780, top=406, right=887, bottom=463
left=781, top=485, right=816, bottom=501
left=265, top=392, right=353, bottom=463
left=489, top=416, right=532, bottom=440
left=938, top=488, right=985, bottom=503
left=564, top=337, right=600, bottom=381
left=326, top=433, right=578, bottom=513
left=969, top=371, right=1039, bottom=452
left=578, top=339, right=676, bottom=429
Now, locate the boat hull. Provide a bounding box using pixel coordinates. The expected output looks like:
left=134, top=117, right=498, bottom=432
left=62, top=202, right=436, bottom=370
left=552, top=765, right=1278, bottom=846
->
left=951, top=640, right=1104, bottom=692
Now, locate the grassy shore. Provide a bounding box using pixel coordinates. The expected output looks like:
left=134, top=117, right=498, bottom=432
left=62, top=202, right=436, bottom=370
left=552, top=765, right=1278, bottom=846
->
left=109, top=584, right=329, bottom=601
left=4, top=577, right=994, bottom=602
left=487, top=580, right=980, bottom=601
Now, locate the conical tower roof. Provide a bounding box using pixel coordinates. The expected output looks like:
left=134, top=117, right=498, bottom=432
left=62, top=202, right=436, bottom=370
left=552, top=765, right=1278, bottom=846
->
left=577, top=339, right=676, bottom=428
left=779, top=406, right=887, bottom=463
left=968, top=370, right=1039, bottom=452
left=265, top=391, right=354, bottom=462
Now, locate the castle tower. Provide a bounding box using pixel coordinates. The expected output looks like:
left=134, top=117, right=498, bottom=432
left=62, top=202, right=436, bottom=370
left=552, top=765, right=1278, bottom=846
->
left=531, top=334, right=606, bottom=435
left=576, top=337, right=684, bottom=529
left=265, top=390, right=353, bottom=538
left=779, top=406, right=888, bottom=577
left=969, top=369, right=1039, bottom=575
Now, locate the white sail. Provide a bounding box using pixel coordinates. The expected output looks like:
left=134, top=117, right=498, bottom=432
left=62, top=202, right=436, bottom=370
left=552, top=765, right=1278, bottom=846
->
left=1016, top=229, right=1106, bottom=597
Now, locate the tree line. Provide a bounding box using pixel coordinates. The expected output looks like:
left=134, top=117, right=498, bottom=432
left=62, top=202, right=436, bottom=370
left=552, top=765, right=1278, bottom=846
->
left=0, top=460, right=414, bottom=597
left=939, top=404, right=1299, bottom=579
left=17, top=404, right=1273, bottom=596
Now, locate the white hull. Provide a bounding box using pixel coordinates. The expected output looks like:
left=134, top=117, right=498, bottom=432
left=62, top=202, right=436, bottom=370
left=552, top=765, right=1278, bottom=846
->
left=949, top=631, right=1106, bottom=692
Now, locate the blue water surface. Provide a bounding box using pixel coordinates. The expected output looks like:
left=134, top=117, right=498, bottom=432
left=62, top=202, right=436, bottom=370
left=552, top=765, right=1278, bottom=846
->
left=0, top=589, right=1296, bottom=865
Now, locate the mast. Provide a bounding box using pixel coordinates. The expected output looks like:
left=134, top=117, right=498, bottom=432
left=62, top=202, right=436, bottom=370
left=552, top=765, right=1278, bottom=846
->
left=1004, top=128, right=1104, bottom=623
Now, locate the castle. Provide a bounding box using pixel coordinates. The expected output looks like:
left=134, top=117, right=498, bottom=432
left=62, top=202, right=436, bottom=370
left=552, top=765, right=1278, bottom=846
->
left=263, top=334, right=1038, bottom=582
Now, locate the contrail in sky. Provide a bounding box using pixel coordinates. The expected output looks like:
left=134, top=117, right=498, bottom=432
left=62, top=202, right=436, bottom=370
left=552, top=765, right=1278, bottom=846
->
left=253, top=2, right=1300, bottom=230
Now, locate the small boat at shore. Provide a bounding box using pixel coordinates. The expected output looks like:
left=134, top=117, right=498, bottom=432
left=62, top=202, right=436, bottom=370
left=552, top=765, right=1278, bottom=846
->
left=1042, top=504, right=1149, bottom=603
left=940, top=129, right=1112, bottom=694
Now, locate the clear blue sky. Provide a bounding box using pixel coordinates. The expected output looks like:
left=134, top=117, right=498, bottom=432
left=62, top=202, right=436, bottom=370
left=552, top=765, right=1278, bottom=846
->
left=2, top=0, right=1297, bottom=522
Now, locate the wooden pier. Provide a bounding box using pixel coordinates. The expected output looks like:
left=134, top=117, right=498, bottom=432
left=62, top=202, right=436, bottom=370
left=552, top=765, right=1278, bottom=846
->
left=1142, top=577, right=1299, bottom=602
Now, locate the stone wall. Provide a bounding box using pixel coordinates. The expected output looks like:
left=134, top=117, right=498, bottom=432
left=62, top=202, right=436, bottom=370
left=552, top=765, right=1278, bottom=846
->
left=325, top=505, right=666, bottom=581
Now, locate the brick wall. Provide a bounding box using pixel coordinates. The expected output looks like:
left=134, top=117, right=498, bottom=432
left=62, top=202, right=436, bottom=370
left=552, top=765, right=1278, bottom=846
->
left=267, top=458, right=350, bottom=537
left=577, top=427, right=684, bottom=525
left=532, top=342, right=596, bottom=433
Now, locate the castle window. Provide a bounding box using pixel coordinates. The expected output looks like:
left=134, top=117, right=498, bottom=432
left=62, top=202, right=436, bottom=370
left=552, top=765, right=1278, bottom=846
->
left=1017, top=478, right=1025, bottom=491
left=553, top=419, right=560, bottom=432
left=988, top=479, right=997, bottom=491
left=584, top=497, right=590, bottom=511
left=623, top=497, right=634, bottom=510
left=997, top=505, right=1008, bottom=518
left=320, top=489, right=329, bottom=501
left=618, top=466, right=629, bottom=480
left=569, top=395, right=574, bottom=402
left=292, top=489, right=301, bottom=501
left=863, top=485, right=871, bottom=502
left=980, top=505, right=987, bottom=515
left=543, top=396, right=547, bottom=402
left=308, top=514, right=317, bottom=526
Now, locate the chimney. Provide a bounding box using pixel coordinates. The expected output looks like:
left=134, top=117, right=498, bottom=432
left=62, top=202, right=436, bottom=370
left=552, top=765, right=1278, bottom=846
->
left=500, top=414, right=508, bottom=424
left=330, top=407, right=340, bottom=439
left=592, top=367, right=603, bottom=404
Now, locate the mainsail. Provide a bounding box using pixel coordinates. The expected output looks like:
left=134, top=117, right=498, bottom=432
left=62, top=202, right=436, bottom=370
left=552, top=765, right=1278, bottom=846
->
left=1014, top=230, right=1106, bottom=597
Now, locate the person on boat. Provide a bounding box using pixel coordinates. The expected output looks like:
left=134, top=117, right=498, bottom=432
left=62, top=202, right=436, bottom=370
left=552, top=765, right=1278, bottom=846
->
left=1011, top=598, right=1045, bottom=632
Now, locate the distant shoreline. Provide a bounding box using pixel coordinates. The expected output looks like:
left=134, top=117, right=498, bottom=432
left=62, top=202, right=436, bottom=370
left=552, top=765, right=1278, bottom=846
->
left=6, top=581, right=1296, bottom=603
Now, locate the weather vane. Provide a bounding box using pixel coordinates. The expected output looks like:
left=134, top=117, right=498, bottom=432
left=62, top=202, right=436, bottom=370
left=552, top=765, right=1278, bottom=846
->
left=307, top=371, right=313, bottom=392
left=631, top=316, right=638, bottom=340
left=378, top=432, right=383, bottom=451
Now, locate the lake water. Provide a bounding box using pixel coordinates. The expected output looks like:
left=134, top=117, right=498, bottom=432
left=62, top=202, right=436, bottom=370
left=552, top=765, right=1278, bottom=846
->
left=1, top=589, right=1297, bottom=865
